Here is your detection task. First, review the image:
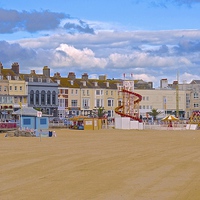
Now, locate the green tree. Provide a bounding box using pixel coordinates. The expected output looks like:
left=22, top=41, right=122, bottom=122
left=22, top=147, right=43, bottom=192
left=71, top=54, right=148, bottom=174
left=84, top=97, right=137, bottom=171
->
left=97, top=107, right=106, bottom=118
left=148, top=108, right=161, bottom=120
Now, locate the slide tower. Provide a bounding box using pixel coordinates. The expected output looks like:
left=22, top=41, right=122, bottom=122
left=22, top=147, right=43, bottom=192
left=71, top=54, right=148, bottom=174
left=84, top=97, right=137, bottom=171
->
left=115, top=80, right=142, bottom=122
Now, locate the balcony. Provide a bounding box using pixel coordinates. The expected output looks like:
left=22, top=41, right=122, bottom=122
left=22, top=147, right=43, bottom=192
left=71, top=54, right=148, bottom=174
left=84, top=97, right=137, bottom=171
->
left=83, top=106, right=90, bottom=109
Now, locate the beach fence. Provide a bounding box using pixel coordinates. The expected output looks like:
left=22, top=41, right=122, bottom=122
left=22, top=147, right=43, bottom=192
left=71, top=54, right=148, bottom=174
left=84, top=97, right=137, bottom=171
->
left=143, top=121, right=192, bottom=130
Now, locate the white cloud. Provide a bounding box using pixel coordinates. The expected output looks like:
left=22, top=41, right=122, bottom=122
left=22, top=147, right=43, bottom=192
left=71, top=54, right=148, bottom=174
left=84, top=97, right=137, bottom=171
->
left=4, top=29, right=200, bottom=84
left=180, top=72, right=200, bottom=83
left=53, top=44, right=107, bottom=69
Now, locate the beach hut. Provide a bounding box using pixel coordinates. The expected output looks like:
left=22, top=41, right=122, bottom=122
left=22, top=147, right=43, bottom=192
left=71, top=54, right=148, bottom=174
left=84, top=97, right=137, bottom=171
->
left=12, top=107, right=49, bottom=131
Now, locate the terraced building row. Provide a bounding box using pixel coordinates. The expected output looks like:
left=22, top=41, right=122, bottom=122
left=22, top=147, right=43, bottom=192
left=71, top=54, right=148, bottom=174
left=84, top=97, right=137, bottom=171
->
left=0, top=62, right=199, bottom=121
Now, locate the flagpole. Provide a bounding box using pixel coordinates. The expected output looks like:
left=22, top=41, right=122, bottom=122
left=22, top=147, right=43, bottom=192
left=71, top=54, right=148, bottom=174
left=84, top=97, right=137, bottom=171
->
left=19, top=102, right=22, bottom=130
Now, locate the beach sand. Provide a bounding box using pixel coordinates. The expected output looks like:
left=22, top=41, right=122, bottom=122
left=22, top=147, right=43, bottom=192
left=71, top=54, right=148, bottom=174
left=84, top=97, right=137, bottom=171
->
left=1, top=128, right=200, bottom=200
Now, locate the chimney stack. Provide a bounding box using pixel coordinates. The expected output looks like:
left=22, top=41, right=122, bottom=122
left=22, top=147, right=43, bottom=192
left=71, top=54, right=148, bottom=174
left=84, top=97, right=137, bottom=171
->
left=68, top=72, right=76, bottom=80
left=43, top=66, right=50, bottom=77
left=11, top=62, right=19, bottom=74
left=82, top=73, right=88, bottom=80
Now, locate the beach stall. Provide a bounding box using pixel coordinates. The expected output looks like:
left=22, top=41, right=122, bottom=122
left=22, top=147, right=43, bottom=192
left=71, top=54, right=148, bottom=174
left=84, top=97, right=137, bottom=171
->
left=161, top=115, right=179, bottom=127
left=69, top=116, right=102, bottom=130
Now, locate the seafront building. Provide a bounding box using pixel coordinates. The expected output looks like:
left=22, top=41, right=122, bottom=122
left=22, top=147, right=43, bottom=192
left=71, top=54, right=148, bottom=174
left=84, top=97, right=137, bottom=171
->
left=0, top=62, right=200, bottom=121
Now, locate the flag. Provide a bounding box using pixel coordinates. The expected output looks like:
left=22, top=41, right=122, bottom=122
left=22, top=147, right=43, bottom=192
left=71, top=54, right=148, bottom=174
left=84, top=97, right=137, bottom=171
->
left=164, top=97, right=167, bottom=109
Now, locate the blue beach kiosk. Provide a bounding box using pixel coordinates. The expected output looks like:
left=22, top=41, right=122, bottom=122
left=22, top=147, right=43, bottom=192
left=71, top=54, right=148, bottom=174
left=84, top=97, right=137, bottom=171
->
left=13, top=107, right=50, bottom=136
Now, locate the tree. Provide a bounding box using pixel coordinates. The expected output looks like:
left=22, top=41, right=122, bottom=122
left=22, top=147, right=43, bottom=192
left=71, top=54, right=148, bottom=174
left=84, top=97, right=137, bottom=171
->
left=148, top=108, right=161, bottom=121
left=92, top=107, right=107, bottom=118
left=97, top=107, right=107, bottom=118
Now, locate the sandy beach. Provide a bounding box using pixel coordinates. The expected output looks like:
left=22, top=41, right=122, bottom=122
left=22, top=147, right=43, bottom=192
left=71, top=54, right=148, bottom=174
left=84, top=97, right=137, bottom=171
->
left=1, top=128, right=200, bottom=200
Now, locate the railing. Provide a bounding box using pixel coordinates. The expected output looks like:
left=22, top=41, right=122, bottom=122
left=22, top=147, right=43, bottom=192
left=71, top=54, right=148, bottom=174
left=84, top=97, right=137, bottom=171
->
left=49, top=122, right=65, bottom=128
left=143, top=121, right=187, bottom=130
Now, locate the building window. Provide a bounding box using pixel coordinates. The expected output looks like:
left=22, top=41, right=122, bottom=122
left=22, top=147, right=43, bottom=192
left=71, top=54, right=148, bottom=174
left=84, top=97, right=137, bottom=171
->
left=14, top=96, right=17, bottom=103
left=82, top=90, right=85, bottom=96
left=106, top=91, right=108, bottom=95
left=194, top=103, right=199, bottom=108
left=4, top=86, right=7, bottom=91
left=20, top=86, right=22, bottom=91
left=107, top=110, right=114, bottom=117
left=75, top=90, right=78, bottom=95
left=40, top=118, right=46, bottom=125
left=96, top=90, right=100, bottom=95
left=52, top=91, right=56, bottom=105
left=96, top=99, right=103, bottom=107
left=108, top=99, right=114, bottom=107
left=146, top=96, right=149, bottom=101
left=41, top=90, right=45, bottom=105
left=186, top=93, right=190, bottom=108
left=96, top=99, right=100, bottom=107
left=143, top=96, right=145, bottom=101
left=194, top=92, right=198, bottom=99
left=36, top=90, right=39, bottom=105
left=111, top=91, right=113, bottom=95
left=0, top=86, right=1, bottom=91
left=83, top=98, right=89, bottom=108
left=47, top=91, right=51, bottom=104
left=59, top=98, right=65, bottom=107
left=71, top=100, right=77, bottom=107
left=15, top=86, right=17, bottom=91
left=10, top=86, right=12, bottom=90
left=30, top=90, right=34, bottom=104
left=71, top=89, right=73, bottom=95
left=87, top=90, right=89, bottom=96
left=118, top=100, right=122, bottom=106
left=24, top=119, right=31, bottom=125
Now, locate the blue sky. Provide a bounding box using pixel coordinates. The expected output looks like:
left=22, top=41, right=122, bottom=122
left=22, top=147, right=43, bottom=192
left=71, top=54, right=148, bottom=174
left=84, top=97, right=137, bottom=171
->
left=0, top=0, right=200, bottom=87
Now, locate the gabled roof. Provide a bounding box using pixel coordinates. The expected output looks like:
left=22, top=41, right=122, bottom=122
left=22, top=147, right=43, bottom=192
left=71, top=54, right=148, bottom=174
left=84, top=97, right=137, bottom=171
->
left=51, top=77, right=121, bottom=89
left=13, top=107, right=49, bottom=117
left=1, top=69, right=18, bottom=80
left=190, top=80, right=200, bottom=84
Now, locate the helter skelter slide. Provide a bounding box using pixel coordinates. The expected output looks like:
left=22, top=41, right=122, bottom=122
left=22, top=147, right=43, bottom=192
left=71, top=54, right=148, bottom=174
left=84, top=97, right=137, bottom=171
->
left=115, top=81, right=142, bottom=123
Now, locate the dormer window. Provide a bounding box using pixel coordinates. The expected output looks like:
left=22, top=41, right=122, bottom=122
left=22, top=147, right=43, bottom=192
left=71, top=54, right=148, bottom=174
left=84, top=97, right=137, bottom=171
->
left=106, top=82, right=109, bottom=87
left=46, top=78, right=50, bottom=83
left=14, top=76, right=19, bottom=80
left=70, top=80, right=74, bottom=85
left=29, top=77, right=33, bottom=82
left=38, top=78, right=42, bottom=82
left=57, top=80, right=60, bottom=84
left=0, top=75, right=3, bottom=80
left=94, top=82, right=98, bottom=87
left=83, top=81, right=86, bottom=86
left=7, top=75, right=11, bottom=80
